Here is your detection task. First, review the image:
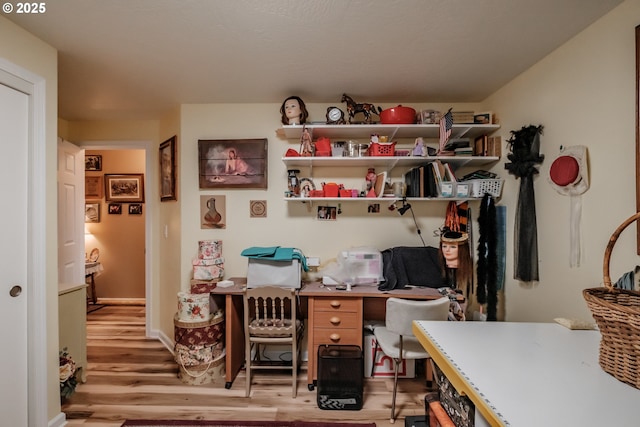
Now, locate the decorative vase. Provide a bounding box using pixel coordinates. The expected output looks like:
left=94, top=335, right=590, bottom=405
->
left=204, top=198, right=222, bottom=224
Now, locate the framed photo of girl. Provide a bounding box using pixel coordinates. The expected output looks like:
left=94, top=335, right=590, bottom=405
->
left=159, top=135, right=177, bottom=201
left=198, top=138, right=268, bottom=189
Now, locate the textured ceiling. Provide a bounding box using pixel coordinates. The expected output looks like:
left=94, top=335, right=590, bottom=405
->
left=5, top=0, right=624, bottom=121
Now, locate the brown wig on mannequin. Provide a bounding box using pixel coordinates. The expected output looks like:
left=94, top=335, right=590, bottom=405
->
left=439, top=231, right=473, bottom=294
left=280, top=95, right=309, bottom=125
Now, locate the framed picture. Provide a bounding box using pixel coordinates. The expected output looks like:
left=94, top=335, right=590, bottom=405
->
left=317, top=206, right=337, bottom=221
left=85, top=203, right=100, bottom=223
left=250, top=200, right=267, bottom=218
left=85, top=155, right=102, bottom=171
left=473, top=112, right=493, bottom=124
left=108, top=203, right=122, bottom=214
left=198, top=138, right=268, bottom=189
left=104, top=173, right=145, bottom=203
left=200, top=195, right=226, bottom=229
left=159, top=135, right=177, bottom=201
left=85, top=175, right=103, bottom=199
left=128, top=203, right=143, bottom=215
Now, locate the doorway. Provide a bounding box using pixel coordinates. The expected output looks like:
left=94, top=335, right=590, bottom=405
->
left=78, top=141, right=154, bottom=335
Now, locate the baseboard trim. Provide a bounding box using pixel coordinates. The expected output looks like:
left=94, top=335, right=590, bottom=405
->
left=96, top=298, right=145, bottom=306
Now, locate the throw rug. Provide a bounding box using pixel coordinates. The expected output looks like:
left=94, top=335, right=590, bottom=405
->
left=121, top=421, right=376, bottom=427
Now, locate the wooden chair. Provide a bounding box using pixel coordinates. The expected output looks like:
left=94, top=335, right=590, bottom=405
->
left=372, top=297, right=450, bottom=423
left=243, top=286, right=303, bottom=398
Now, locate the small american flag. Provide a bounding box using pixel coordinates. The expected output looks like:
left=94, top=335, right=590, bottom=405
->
left=439, top=108, right=453, bottom=152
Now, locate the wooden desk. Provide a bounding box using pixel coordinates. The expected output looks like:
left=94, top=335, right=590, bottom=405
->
left=301, top=281, right=442, bottom=390
left=212, top=279, right=442, bottom=390
left=210, top=279, right=247, bottom=389
left=413, top=321, right=640, bottom=426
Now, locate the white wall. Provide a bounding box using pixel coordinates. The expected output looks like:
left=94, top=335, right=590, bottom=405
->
left=179, top=102, right=483, bottom=288
left=0, top=14, right=59, bottom=424
left=484, top=0, right=640, bottom=321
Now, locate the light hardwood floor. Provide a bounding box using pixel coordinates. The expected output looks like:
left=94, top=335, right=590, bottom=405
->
left=62, top=305, right=429, bottom=427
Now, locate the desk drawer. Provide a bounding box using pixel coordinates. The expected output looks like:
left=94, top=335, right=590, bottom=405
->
left=313, top=327, right=360, bottom=346
left=313, top=311, right=360, bottom=329
left=313, top=297, right=360, bottom=312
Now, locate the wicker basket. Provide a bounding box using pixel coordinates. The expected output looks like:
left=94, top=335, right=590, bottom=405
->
left=583, top=212, right=640, bottom=390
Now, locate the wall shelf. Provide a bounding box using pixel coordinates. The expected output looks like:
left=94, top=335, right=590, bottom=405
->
left=278, top=123, right=500, bottom=141
left=282, top=155, right=499, bottom=170
left=284, top=196, right=483, bottom=203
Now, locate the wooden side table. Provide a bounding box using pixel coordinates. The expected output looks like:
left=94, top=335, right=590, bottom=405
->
left=85, top=262, right=103, bottom=304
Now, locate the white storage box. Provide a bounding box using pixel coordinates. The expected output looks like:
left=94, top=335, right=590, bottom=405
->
left=246, top=258, right=301, bottom=289
left=363, top=331, right=415, bottom=378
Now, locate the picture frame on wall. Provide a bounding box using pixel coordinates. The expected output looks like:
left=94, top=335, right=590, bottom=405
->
left=85, top=203, right=100, bottom=223
left=108, top=203, right=122, bottom=214
left=159, top=135, right=177, bottom=201
left=85, top=175, right=103, bottom=199
left=85, top=154, right=102, bottom=171
left=104, top=173, right=145, bottom=203
left=198, top=138, right=268, bottom=189
left=129, top=203, right=143, bottom=215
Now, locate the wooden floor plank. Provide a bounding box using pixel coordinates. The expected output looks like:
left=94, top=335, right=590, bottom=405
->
left=62, top=305, right=429, bottom=427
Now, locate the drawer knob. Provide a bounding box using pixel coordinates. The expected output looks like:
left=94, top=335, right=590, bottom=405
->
left=330, top=316, right=341, bottom=325
left=330, top=300, right=341, bottom=308
left=330, top=333, right=341, bottom=341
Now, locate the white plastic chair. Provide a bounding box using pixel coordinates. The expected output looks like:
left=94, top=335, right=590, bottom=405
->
left=372, top=297, right=450, bottom=423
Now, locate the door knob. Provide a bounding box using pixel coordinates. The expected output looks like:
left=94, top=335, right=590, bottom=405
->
left=9, top=285, right=22, bottom=297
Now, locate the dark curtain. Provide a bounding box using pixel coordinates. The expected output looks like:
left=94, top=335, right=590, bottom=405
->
left=504, top=125, right=544, bottom=282
left=477, top=194, right=498, bottom=320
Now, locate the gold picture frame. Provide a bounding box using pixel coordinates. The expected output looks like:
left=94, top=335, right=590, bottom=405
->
left=104, top=174, right=145, bottom=203
left=85, top=175, right=103, bottom=199
left=160, top=135, right=177, bottom=201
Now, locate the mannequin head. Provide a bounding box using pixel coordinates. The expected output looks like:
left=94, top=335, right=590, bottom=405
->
left=280, top=96, right=309, bottom=125
left=439, top=231, right=472, bottom=290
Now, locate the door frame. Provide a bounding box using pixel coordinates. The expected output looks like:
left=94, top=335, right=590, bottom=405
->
left=0, top=60, right=48, bottom=426
left=77, top=141, right=155, bottom=336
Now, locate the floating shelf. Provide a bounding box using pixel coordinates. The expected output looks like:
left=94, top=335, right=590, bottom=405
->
left=282, top=155, right=500, bottom=170
left=278, top=123, right=500, bottom=141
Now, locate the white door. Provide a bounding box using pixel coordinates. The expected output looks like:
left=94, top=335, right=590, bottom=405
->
left=0, top=81, right=29, bottom=425
left=58, top=139, right=85, bottom=289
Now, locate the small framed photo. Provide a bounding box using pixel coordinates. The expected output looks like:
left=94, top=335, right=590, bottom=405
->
left=85, top=155, right=102, bottom=171
left=85, top=203, right=100, bottom=223
left=128, top=204, right=143, bottom=215
left=159, top=135, right=177, bottom=201
left=108, top=203, right=122, bottom=215
left=104, top=173, right=145, bottom=203
left=317, top=206, right=337, bottom=221
left=85, top=175, right=103, bottom=199
left=473, top=112, right=493, bottom=124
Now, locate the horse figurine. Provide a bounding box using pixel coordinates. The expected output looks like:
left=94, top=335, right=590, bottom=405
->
left=341, top=93, right=382, bottom=124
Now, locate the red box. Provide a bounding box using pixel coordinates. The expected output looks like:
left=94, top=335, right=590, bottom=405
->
left=368, top=142, right=396, bottom=156
left=190, top=279, right=219, bottom=294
